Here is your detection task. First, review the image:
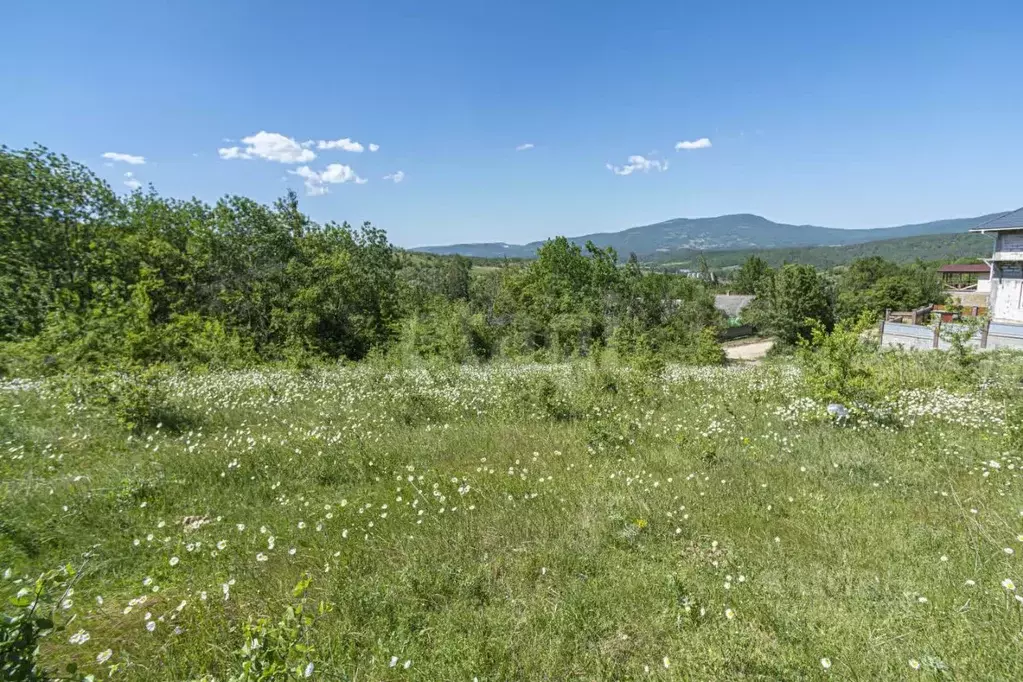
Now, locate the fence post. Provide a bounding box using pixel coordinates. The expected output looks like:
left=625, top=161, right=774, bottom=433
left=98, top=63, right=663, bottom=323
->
left=878, top=312, right=887, bottom=349
left=981, top=318, right=990, bottom=349
left=933, top=319, right=941, bottom=349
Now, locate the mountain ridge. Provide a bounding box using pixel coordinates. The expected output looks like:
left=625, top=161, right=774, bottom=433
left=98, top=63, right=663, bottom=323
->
left=415, top=212, right=1006, bottom=259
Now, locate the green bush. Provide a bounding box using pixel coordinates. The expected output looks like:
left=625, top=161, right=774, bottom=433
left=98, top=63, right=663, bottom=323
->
left=56, top=365, right=186, bottom=433
left=1, top=563, right=91, bottom=682
left=798, top=312, right=876, bottom=404
left=686, top=328, right=726, bottom=366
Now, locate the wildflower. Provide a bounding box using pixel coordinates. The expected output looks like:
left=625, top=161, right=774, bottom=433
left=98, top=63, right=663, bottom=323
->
left=304, top=662, right=314, bottom=678
left=404, top=660, right=411, bottom=669
left=68, top=629, right=90, bottom=645
left=289, top=548, right=297, bottom=556
left=390, top=656, right=399, bottom=667
left=821, top=658, right=831, bottom=670
left=236, top=524, right=245, bottom=532
left=1002, top=578, right=1016, bottom=591
left=97, top=649, right=113, bottom=664
left=217, top=540, right=228, bottom=550
left=256, top=552, right=268, bottom=562
left=725, top=608, right=735, bottom=620
left=965, top=579, right=976, bottom=586
left=663, top=656, right=671, bottom=669
left=917, top=596, right=928, bottom=603
left=1005, top=548, right=1015, bottom=555
left=146, top=620, right=156, bottom=632
left=169, top=556, right=180, bottom=567
left=909, top=659, right=920, bottom=670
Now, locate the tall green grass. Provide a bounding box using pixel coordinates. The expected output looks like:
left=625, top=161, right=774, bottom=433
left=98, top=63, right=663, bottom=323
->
left=1, top=354, right=1022, bottom=680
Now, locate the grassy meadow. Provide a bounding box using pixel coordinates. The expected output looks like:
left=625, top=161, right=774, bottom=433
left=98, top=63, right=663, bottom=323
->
left=2, top=354, right=1023, bottom=680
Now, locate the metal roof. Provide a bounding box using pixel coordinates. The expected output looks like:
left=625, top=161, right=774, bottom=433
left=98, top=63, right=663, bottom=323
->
left=714, top=294, right=754, bottom=318
left=938, top=263, right=990, bottom=273
left=969, top=207, right=1023, bottom=232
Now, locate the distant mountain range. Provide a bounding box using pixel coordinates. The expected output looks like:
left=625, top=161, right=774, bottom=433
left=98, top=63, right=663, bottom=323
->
left=415, top=212, right=1006, bottom=260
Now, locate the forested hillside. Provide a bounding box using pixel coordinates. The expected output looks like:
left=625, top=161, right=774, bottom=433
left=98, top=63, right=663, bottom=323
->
left=648, top=232, right=992, bottom=271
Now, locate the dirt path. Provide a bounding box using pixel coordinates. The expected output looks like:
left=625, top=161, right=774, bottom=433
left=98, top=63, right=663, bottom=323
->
left=724, top=339, right=774, bottom=362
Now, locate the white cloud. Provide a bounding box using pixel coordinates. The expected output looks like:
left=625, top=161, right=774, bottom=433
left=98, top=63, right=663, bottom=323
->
left=102, top=152, right=145, bottom=165
left=123, top=172, right=141, bottom=190
left=316, top=138, right=364, bottom=153
left=368, top=143, right=380, bottom=152
left=219, top=131, right=316, bottom=163
left=606, top=155, right=668, bottom=176
left=383, top=170, right=405, bottom=183
left=218, top=146, right=251, bottom=160
left=515, top=143, right=535, bottom=151
left=675, top=137, right=712, bottom=150
left=288, top=163, right=366, bottom=195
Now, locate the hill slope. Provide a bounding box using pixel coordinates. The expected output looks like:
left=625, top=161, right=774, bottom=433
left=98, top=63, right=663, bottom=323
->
left=645, top=232, right=994, bottom=271
left=417, top=212, right=1003, bottom=259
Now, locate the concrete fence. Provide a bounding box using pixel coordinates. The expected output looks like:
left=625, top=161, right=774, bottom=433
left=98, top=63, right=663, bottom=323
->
left=879, top=318, right=1023, bottom=351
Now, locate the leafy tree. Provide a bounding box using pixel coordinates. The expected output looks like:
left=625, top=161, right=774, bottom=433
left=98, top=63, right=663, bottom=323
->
left=0, top=143, right=730, bottom=372
left=746, top=264, right=835, bottom=346
left=834, top=257, right=946, bottom=320
left=732, top=255, right=771, bottom=295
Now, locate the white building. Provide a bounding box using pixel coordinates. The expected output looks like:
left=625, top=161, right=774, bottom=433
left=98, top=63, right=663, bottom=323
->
left=971, top=207, right=1023, bottom=324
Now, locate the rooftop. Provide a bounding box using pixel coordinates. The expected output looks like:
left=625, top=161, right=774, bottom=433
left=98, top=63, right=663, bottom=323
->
left=969, top=207, right=1023, bottom=233
left=938, top=263, right=990, bottom=274
left=715, top=294, right=754, bottom=318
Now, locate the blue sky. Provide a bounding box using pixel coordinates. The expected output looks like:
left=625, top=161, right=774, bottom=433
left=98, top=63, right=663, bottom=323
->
left=3, top=0, right=1022, bottom=247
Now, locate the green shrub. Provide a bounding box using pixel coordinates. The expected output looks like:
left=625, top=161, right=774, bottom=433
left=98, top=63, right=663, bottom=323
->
left=225, top=576, right=330, bottom=682
left=1, top=563, right=91, bottom=682
left=56, top=365, right=186, bottom=433
left=798, top=312, right=875, bottom=404
left=686, top=327, right=726, bottom=366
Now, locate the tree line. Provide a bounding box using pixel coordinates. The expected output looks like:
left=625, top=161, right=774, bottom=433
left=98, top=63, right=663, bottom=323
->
left=0, top=145, right=728, bottom=373
left=0, top=145, right=955, bottom=375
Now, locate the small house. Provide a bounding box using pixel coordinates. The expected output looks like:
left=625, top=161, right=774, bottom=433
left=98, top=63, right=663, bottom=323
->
left=970, top=208, right=1023, bottom=324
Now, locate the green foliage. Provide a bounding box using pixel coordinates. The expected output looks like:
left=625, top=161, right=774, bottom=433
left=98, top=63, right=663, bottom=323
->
left=938, top=312, right=986, bottom=381
left=226, top=577, right=330, bottom=682
left=1, top=563, right=88, bottom=682
left=744, top=263, right=835, bottom=346
left=687, top=327, right=727, bottom=366
left=1, top=144, right=733, bottom=373
left=798, top=312, right=876, bottom=403
left=732, top=255, right=772, bottom=295
left=836, top=257, right=946, bottom=320
left=57, top=366, right=182, bottom=433
left=652, top=231, right=993, bottom=271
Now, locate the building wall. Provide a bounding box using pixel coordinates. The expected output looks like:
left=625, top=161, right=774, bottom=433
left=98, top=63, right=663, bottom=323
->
left=947, top=291, right=988, bottom=308
left=978, top=278, right=991, bottom=293
left=992, top=273, right=1023, bottom=323
left=989, top=231, right=1023, bottom=323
